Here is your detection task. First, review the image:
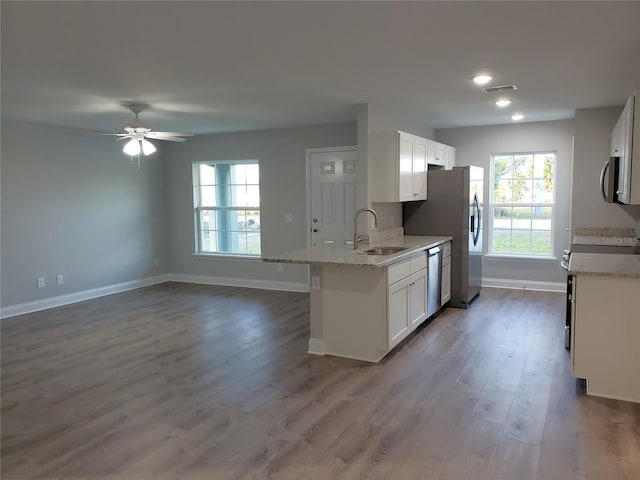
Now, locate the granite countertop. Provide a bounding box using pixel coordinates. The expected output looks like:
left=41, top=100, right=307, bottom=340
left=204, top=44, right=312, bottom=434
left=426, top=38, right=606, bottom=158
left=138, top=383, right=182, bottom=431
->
left=573, top=235, right=638, bottom=247
left=262, top=235, right=452, bottom=267
left=568, top=253, right=640, bottom=279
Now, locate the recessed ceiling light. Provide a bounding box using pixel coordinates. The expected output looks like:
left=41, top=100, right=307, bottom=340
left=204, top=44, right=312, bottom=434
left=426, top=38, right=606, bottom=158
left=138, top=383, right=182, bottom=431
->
left=511, top=114, right=524, bottom=121
left=495, top=99, right=512, bottom=108
left=472, top=74, right=493, bottom=85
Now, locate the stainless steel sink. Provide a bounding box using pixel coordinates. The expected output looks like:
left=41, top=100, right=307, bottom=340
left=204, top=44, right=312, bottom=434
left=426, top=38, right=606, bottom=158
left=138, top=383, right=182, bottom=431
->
left=361, top=246, right=408, bottom=255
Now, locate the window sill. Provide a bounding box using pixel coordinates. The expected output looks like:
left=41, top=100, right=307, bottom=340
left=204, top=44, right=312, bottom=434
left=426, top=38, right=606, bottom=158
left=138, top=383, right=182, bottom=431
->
left=192, top=253, right=263, bottom=262
left=484, top=254, right=558, bottom=262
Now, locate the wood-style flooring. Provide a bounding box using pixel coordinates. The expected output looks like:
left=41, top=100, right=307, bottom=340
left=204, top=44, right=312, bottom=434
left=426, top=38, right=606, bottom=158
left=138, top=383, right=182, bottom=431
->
left=1, top=283, right=639, bottom=479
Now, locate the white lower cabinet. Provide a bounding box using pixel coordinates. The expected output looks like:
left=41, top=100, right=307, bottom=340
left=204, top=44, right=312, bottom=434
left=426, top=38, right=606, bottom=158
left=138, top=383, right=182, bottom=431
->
left=572, top=274, right=640, bottom=403
left=387, top=276, right=411, bottom=349
left=387, top=268, right=428, bottom=349
left=441, top=243, right=451, bottom=304
left=319, top=251, right=431, bottom=362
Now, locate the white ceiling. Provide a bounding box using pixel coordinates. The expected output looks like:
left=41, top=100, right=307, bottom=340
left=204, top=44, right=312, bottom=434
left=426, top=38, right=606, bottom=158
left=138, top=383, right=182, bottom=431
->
left=2, top=1, right=639, bottom=135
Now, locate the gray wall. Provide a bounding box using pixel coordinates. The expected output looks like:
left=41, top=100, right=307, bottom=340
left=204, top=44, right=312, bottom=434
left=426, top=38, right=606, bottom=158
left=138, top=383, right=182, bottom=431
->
left=163, top=123, right=357, bottom=285
left=366, top=103, right=437, bottom=230
left=1, top=120, right=167, bottom=307
left=572, top=107, right=640, bottom=230
left=436, top=120, right=574, bottom=284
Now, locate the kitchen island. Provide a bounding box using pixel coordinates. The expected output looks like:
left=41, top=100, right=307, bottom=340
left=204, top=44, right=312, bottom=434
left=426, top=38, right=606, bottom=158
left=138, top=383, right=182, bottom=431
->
left=264, top=235, right=452, bottom=362
left=568, top=252, right=640, bottom=403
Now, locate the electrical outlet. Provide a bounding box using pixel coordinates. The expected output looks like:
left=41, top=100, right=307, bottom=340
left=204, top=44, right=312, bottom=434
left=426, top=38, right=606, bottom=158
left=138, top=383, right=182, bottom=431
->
left=37, top=277, right=45, bottom=288
left=311, top=276, right=320, bottom=289
left=153, top=258, right=160, bottom=267
left=277, top=263, right=284, bottom=272
left=284, top=213, right=293, bottom=224
left=57, top=275, right=64, bottom=285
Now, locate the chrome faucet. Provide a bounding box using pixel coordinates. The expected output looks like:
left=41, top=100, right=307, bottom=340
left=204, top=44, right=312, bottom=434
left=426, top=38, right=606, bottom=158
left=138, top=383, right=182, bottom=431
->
left=354, top=208, right=378, bottom=250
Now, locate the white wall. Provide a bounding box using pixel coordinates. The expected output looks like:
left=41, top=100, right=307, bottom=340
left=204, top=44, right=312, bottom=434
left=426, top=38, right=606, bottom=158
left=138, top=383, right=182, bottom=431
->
left=1, top=120, right=167, bottom=308
left=572, top=106, right=640, bottom=230
left=436, top=120, right=574, bottom=285
left=163, top=123, right=357, bottom=287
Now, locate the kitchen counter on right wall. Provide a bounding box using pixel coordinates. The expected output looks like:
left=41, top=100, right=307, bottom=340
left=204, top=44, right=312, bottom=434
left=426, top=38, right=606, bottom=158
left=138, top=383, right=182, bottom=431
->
left=569, top=252, right=640, bottom=278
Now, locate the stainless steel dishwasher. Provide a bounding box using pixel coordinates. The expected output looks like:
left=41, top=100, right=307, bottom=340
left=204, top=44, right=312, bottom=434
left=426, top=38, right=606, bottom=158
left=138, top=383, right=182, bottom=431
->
left=427, top=246, right=442, bottom=317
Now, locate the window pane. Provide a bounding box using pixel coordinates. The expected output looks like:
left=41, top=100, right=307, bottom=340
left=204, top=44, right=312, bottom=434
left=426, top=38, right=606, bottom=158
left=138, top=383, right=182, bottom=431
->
left=532, top=230, right=552, bottom=255
left=492, top=229, right=511, bottom=253
left=494, top=156, right=512, bottom=180
left=512, top=207, right=532, bottom=230
left=231, top=163, right=247, bottom=184
left=200, top=210, right=216, bottom=231
left=511, top=230, right=532, bottom=254
left=514, top=154, right=534, bottom=177
left=246, top=185, right=260, bottom=206
left=494, top=180, right=513, bottom=203
left=199, top=164, right=216, bottom=185
left=231, top=184, right=247, bottom=206
left=493, top=207, right=512, bottom=229
left=532, top=207, right=552, bottom=230
left=246, top=164, right=259, bottom=184
left=511, top=178, right=533, bottom=203
left=200, top=186, right=217, bottom=207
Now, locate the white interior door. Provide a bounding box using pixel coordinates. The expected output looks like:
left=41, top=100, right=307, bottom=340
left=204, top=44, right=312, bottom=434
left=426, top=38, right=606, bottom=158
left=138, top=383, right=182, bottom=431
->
left=308, top=147, right=358, bottom=248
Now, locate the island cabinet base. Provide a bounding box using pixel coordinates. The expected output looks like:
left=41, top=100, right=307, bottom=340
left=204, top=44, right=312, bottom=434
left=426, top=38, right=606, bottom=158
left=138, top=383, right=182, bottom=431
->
left=310, top=255, right=428, bottom=363
left=572, top=275, right=640, bottom=403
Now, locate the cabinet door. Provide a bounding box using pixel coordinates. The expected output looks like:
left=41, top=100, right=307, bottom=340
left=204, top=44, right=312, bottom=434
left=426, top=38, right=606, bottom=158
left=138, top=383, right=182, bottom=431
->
left=445, top=146, right=455, bottom=170
left=413, top=137, right=427, bottom=200
left=387, top=277, right=411, bottom=349
left=409, top=269, right=428, bottom=330
left=434, top=143, right=446, bottom=166
left=614, top=95, right=634, bottom=204
left=441, top=255, right=451, bottom=304
left=398, top=132, right=415, bottom=202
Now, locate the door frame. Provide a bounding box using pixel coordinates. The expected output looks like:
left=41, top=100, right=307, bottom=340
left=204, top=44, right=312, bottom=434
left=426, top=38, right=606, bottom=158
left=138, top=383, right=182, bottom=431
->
left=305, top=145, right=358, bottom=249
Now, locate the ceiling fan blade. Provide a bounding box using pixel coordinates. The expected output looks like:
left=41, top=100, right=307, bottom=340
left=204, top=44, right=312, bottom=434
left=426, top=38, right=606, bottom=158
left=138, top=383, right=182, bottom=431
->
left=151, top=136, right=187, bottom=142
left=146, top=131, right=194, bottom=138
left=68, top=128, right=124, bottom=136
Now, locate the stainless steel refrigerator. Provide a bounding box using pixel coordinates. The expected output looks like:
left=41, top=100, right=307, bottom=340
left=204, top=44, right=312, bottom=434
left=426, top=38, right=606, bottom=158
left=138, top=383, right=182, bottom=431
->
left=403, top=166, right=483, bottom=308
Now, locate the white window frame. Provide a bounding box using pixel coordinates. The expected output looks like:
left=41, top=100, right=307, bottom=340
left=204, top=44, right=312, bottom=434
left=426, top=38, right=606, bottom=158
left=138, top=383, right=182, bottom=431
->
left=192, top=160, right=261, bottom=257
left=488, top=151, right=557, bottom=259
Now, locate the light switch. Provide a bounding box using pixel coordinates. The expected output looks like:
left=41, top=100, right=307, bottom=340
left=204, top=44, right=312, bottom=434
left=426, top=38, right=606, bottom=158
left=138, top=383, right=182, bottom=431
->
left=284, top=213, right=293, bottom=224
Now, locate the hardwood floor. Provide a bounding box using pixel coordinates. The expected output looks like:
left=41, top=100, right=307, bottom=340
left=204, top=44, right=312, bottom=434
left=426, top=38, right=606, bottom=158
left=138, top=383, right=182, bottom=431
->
left=2, top=283, right=638, bottom=479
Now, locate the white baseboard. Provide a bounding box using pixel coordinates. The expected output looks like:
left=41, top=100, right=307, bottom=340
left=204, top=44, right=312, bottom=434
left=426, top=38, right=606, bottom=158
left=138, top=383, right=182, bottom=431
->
left=482, top=277, right=566, bottom=293
left=0, top=274, right=171, bottom=319
left=168, top=273, right=310, bottom=293
left=307, top=338, right=326, bottom=355
left=1, top=273, right=309, bottom=320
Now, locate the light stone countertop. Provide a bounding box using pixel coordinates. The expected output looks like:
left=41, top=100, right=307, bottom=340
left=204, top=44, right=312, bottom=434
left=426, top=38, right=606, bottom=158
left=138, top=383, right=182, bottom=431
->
left=262, top=235, right=452, bottom=267
left=573, top=235, right=638, bottom=247
left=568, top=253, right=640, bottom=279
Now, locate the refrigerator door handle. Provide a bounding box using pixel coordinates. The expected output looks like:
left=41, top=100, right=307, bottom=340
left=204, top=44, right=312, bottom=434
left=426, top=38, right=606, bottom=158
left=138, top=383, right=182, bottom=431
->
left=600, top=160, right=610, bottom=201
left=472, top=193, right=481, bottom=246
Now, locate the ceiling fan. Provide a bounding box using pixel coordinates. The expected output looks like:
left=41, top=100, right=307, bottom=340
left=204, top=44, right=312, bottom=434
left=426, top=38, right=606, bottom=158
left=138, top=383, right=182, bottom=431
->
left=95, top=104, right=193, bottom=163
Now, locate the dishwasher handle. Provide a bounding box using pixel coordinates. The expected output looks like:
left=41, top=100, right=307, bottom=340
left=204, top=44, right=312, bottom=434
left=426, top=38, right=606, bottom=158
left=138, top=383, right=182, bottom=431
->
left=427, top=246, right=442, bottom=256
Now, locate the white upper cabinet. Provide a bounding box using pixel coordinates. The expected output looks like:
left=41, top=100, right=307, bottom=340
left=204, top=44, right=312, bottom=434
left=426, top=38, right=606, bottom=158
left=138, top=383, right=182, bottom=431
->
left=369, top=131, right=428, bottom=202
left=445, top=145, right=456, bottom=170
left=427, top=140, right=447, bottom=167
left=369, top=131, right=455, bottom=202
left=611, top=91, right=639, bottom=204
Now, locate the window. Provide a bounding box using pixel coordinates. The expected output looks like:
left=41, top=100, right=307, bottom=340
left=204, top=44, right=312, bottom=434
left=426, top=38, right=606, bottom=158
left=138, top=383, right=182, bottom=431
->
left=489, top=151, right=556, bottom=256
left=193, top=160, right=261, bottom=256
